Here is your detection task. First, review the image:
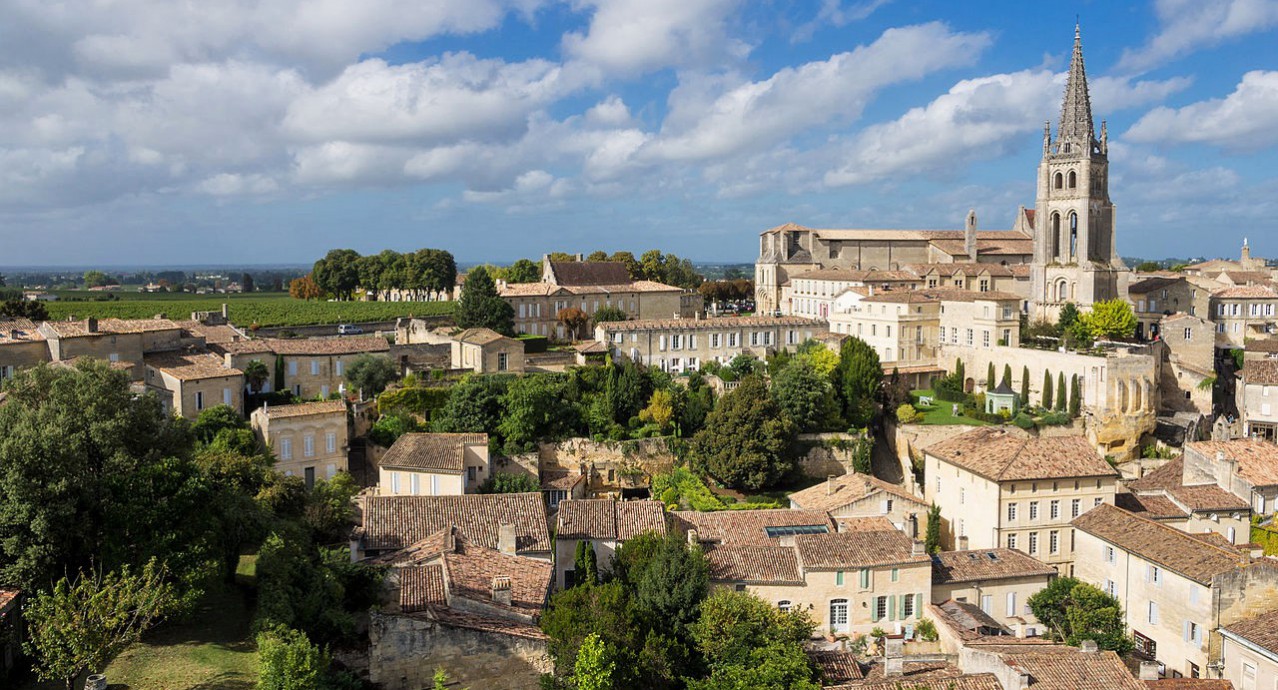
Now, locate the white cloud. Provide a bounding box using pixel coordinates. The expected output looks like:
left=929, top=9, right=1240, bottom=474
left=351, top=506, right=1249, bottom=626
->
left=196, top=173, right=279, bottom=196
left=645, top=23, right=991, bottom=163
left=1125, top=70, right=1278, bottom=149
left=562, top=0, right=749, bottom=77
left=1117, top=0, right=1278, bottom=73
left=792, top=0, right=893, bottom=42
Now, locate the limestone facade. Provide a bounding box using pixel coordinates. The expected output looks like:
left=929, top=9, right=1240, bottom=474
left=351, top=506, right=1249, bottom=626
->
left=250, top=400, right=349, bottom=485
left=594, top=315, right=824, bottom=373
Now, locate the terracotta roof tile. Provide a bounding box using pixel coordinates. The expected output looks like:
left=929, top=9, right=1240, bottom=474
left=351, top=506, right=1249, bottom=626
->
left=547, top=261, right=630, bottom=287
left=399, top=564, right=448, bottom=613
left=825, top=673, right=1002, bottom=690
left=1187, top=439, right=1278, bottom=487
left=144, top=350, right=242, bottom=380
left=598, top=315, right=824, bottom=332
left=788, top=472, right=926, bottom=514
left=998, top=648, right=1144, bottom=690
left=794, top=529, right=927, bottom=570
left=379, top=433, right=487, bottom=473
left=0, top=318, right=45, bottom=342
left=266, top=336, right=390, bottom=355
left=540, top=469, right=585, bottom=491
left=43, top=318, right=180, bottom=337
left=259, top=400, right=347, bottom=419
left=673, top=509, right=834, bottom=546
left=359, top=493, right=550, bottom=554
left=556, top=499, right=667, bottom=541
left=1128, top=459, right=1187, bottom=491
left=1213, top=285, right=1278, bottom=299
left=807, top=650, right=864, bottom=683
left=441, top=535, right=552, bottom=618
left=1072, top=503, right=1248, bottom=584
left=1115, top=493, right=1187, bottom=519
left=931, top=548, right=1057, bottom=584
left=1145, top=680, right=1234, bottom=690
left=925, top=428, right=1117, bottom=482
left=1245, top=359, right=1278, bottom=386
left=1223, top=608, right=1278, bottom=655
left=704, top=544, right=803, bottom=584
left=455, top=328, right=512, bottom=345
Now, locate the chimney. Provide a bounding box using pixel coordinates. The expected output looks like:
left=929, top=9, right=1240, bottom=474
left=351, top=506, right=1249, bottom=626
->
left=575, top=253, right=584, bottom=262
left=86, top=317, right=98, bottom=333
left=687, top=529, right=700, bottom=546
left=221, top=303, right=228, bottom=319
left=965, top=209, right=978, bottom=262
left=498, top=523, right=516, bottom=555
left=1138, top=661, right=1160, bottom=681
left=827, top=474, right=837, bottom=495
left=1079, top=639, right=1099, bottom=654
left=491, top=576, right=512, bottom=607
left=911, top=540, right=925, bottom=557
left=957, top=535, right=969, bottom=551
left=883, top=637, right=904, bottom=677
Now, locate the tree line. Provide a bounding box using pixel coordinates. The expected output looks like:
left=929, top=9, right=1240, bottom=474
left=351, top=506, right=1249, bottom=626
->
left=485, top=250, right=705, bottom=290
left=310, top=247, right=457, bottom=301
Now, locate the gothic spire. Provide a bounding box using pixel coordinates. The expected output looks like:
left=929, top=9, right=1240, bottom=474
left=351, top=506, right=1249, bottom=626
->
left=1057, top=23, right=1095, bottom=152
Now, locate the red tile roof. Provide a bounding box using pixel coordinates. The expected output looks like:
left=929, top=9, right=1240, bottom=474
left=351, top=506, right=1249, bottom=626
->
left=673, top=509, right=835, bottom=546
left=1222, top=607, right=1278, bottom=655
left=379, top=433, right=487, bottom=473
left=704, top=545, right=803, bottom=584
left=925, top=428, right=1116, bottom=482
left=788, top=472, right=926, bottom=514
left=1072, top=503, right=1251, bottom=585
left=359, top=493, right=550, bottom=555
left=556, top=499, right=667, bottom=541
left=794, top=529, right=927, bottom=570
left=931, top=548, right=1057, bottom=584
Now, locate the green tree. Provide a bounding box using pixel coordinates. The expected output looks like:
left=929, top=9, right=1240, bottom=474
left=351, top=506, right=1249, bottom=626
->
left=1070, top=375, right=1082, bottom=418
left=835, top=337, right=882, bottom=428
left=1058, top=302, right=1080, bottom=332
left=573, top=633, right=616, bottom=690
left=691, top=376, right=797, bottom=491
left=434, top=375, right=510, bottom=438
left=592, top=305, right=628, bottom=324
left=244, top=359, right=271, bottom=393
left=850, top=436, right=873, bottom=475
left=1080, top=299, right=1138, bottom=340
left=192, top=404, right=249, bottom=445
left=954, top=358, right=965, bottom=383
left=609, top=251, right=643, bottom=280
left=345, top=354, right=397, bottom=397
left=925, top=504, right=942, bottom=554
left=629, top=531, right=710, bottom=638
left=1136, top=261, right=1162, bottom=272
left=478, top=472, right=541, bottom=494
left=1042, top=370, right=1053, bottom=409
left=639, top=388, right=676, bottom=432
left=311, top=249, right=362, bottom=300
left=1021, top=366, right=1031, bottom=405
left=770, top=359, right=838, bottom=432
left=505, top=258, right=542, bottom=283
left=257, top=626, right=329, bottom=690
left=687, top=590, right=818, bottom=690
left=986, top=362, right=995, bottom=390
left=1001, top=364, right=1012, bottom=389
left=499, top=374, right=577, bottom=453
left=456, top=266, right=515, bottom=336
left=24, top=559, right=177, bottom=690
left=1027, top=578, right=1131, bottom=653
left=82, top=269, right=109, bottom=288
left=1056, top=372, right=1067, bottom=411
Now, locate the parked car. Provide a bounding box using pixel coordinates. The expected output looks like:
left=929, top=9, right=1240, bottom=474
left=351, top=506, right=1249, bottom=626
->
left=338, top=324, right=363, bottom=335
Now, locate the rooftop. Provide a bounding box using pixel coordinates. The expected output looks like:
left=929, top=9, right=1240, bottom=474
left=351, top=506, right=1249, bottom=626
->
left=596, top=315, right=824, bottom=332
left=1246, top=359, right=1278, bottom=386
left=455, top=327, right=513, bottom=345
left=43, top=317, right=179, bottom=337
left=787, top=472, right=925, bottom=514
left=144, top=350, right=242, bottom=380
left=555, top=499, right=668, bottom=541
left=924, top=428, right=1117, bottom=482
left=1072, top=503, right=1251, bottom=585
left=996, top=647, right=1145, bottom=690
left=704, top=544, right=803, bottom=584
left=379, top=433, right=488, bottom=473
left=673, top=509, right=835, bottom=546
left=0, top=318, right=45, bottom=342
left=793, top=529, right=927, bottom=570
left=546, top=260, right=631, bottom=287
left=931, top=548, right=1058, bottom=585
left=1222, top=607, right=1278, bottom=656
left=266, top=335, right=390, bottom=356
left=358, top=492, right=551, bottom=555
left=1187, top=439, right=1278, bottom=487
left=257, top=399, right=348, bottom=419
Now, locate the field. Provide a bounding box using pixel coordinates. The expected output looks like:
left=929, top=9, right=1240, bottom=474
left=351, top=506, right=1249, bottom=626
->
left=42, top=292, right=454, bottom=327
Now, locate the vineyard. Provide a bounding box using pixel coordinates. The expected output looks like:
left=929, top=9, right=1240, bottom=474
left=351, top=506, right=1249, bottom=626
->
left=43, top=294, right=455, bottom=327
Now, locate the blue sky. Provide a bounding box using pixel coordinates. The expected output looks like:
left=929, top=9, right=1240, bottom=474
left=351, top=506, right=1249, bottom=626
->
left=1, top=0, right=1276, bottom=266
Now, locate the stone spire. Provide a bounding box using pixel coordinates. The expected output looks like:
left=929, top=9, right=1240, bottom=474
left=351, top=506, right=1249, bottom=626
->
left=1056, top=23, right=1095, bottom=153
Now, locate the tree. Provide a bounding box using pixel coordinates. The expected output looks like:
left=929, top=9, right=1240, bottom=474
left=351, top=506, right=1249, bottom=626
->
left=923, top=504, right=944, bottom=554
left=257, top=626, right=329, bottom=690
left=1081, top=299, right=1138, bottom=341
left=609, top=251, right=643, bottom=280
left=1021, top=366, right=1031, bottom=404
left=0, top=299, right=48, bottom=320
left=687, top=590, right=819, bottom=690
left=557, top=307, right=591, bottom=341
left=592, top=305, right=628, bottom=324
left=1069, top=375, right=1082, bottom=418
left=771, top=359, right=837, bottom=432
left=311, top=248, right=361, bottom=299
left=836, top=337, right=882, bottom=428
left=1001, top=364, right=1012, bottom=389
left=505, top=258, right=542, bottom=283
left=628, top=532, right=710, bottom=636
left=499, top=374, right=577, bottom=453
left=289, top=275, right=321, bottom=300
left=574, top=541, right=599, bottom=587
left=1042, top=370, right=1053, bottom=409
left=639, top=389, right=675, bottom=432
left=456, top=266, right=515, bottom=336
left=573, top=633, right=616, bottom=690
left=345, top=354, right=396, bottom=397
left=986, top=362, right=995, bottom=390
left=82, top=270, right=109, bottom=288
left=24, top=559, right=177, bottom=690
left=1136, top=261, right=1162, bottom=272
left=1058, top=302, right=1080, bottom=332
left=241, top=272, right=255, bottom=293
left=433, top=375, right=510, bottom=437
left=478, top=472, right=541, bottom=494
left=1056, top=372, right=1067, bottom=411
left=1027, top=577, right=1131, bottom=653
left=691, top=377, right=797, bottom=491
left=542, top=582, right=643, bottom=685
left=192, top=404, right=249, bottom=445
left=244, top=359, right=271, bottom=393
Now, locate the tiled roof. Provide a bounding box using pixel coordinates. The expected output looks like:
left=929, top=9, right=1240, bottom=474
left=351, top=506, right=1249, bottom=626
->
left=924, top=428, right=1117, bottom=482
left=921, top=288, right=1023, bottom=303
left=1187, top=439, right=1278, bottom=487
left=546, top=261, right=631, bottom=287
left=1246, top=359, right=1278, bottom=386
left=930, top=238, right=1036, bottom=257
left=399, top=564, right=448, bottom=613
left=556, top=499, right=667, bottom=541
left=174, top=320, right=243, bottom=344
left=907, top=262, right=1018, bottom=278
left=144, top=350, right=242, bottom=380
left=794, top=529, right=927, bottom=570
left=0, top=318, right=45, bottom=342
left=1145, top=680, right=1234, bottom=690
left=379, top=433, right=487, bottom=473
left=441, top=534, right=552, bottom=618
left=834, top=516, right=901, bottom=533
left=704, top=544, right=803, bottom=584
left=826, top=675, right=1002, bottom=690
left=540, top=469, right=585, bottom=491
left=1072, top=503, right=1247, bottom=585
left=44, top=318, right=180, bottom=337
left=455, top=328, right=511, bottom=345
left=855, top=660, right=972, bottom=684
left=1166, top=484, right=1249, bottom=512
left=931, top=548, right=1057, bottom=584
left=597, top=315, right=824, bottom=332
left=1127, top=459, right=1185, bottom=491
left=259, top=400, right=347, bottom=419
left=1128, top=277, right=1185, bottom=294
left=499, top=283, right=564, bottom=297
left=787, top=472, right=925, bottom=514
left=1224, top=271, right=1272, bottom=285
left=267, top=336, right=390, bottom=355
left=1247, top=338, right=1278, bottom=353
left=359, top=493, right=551, bottom=554
left=793, top=268, right=920, bottom=283
left=673, top=509, right=835, bottom=546
left=807, top=650, right=864, bottom=683
left=1115, top=493, right=1186, bottom=519
left=998, top=648, right=1145, bottom=690
left=1222, top=608, right=1278, bottom=655
left=938, top=599, right=1010, bottom=634
left=1213, top=285, right=1278, bottom=299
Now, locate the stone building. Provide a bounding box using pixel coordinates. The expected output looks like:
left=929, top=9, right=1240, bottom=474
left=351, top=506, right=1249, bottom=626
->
left=1130, top=276, right=1209, bottom=340
left=930, top=548, right=1057, bottom=635
left=1159, top=313, right=1215, bottom=416
left=1219, top=608, right=1278, bottom=690
left=784, top=268, right=922, bottom=319
left=1119, top=459, right=1251, bottom=543
left=0, top=318, right=51, bottom=380
left=37, top=317, right=184, bottom=381
left=1240, top=359, right=1278, bottom=442
left=450, top=328, right=524, bottom=374
left=1073, top=503, right=1278, bottom=681
left=923, top=427, right=1118, bottom=574
left=214, top=335, right=391, bottom=399
left=250, top=400, right=349, bottom=486
left=376, top=433, right=490, bottom=496
left=1210, top=286, right=1278, bottom=347
left=144, top=349, right=245, bottom=419
left=593, top=315, right=824, bottom=372
left=553, top=499, right=667, bottom=589
left=351, top=492, right=552, bottom=563
left=788, top=472, right=929, bottom=539
left=1182, top=439, right=1278, bottom=515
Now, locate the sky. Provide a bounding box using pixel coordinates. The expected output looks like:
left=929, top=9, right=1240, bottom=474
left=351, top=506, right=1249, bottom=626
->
left=1, top=0, right=1277, bottom=267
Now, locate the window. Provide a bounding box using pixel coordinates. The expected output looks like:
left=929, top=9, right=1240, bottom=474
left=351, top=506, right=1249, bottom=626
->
left=1006, top=592, right=1017, bottom=617
left=1185, top=621, right=1201, bottom=647
left=831, top=599, right=849, bottom=632
left=303, top=435, right=314, bottom=458
left=195, top=391, right=204, bottom=411
left=498, top=352, right=508, bottom=371
left=1148, top=565, right=1162, bottom=585
left=903, top=594, right=916, bottom=618
left=859, top=568, right=871, bottom=589
left=874, top=596, right=888, bottom=621
left=310, top=360, right=319, bottom=376
left=1104, top=545, right=1115, bottom=564
left=966, top=328, right=973, bottom=345
left=325, top=432, right=336, bottom=454
left=1008, top=503, right=1018, bottom=521
left=983, top=330, right=990, bottom=347
left=1028, top=532, right=1038, bottom=554
left=288, top=360, right=297, bottom=376
left=979, top=278, right=989, bottom=292
left=109, top=353, right=120, bottom=362
left=280, top=438, right=292, bottom=460
left=1029, top=501, right=1039, bottom=520
left=891, top=568, right=899, bottom=583
left=1007, top=534, right=1018, bottom=550
left=836, top=571, right=844, bottom=586
left=1049, top=530, right=1059, bottom=554
left=1095, top=497, right=1104, bottom=507
left=1184, top=327, right=1193, bottom=340
left=981, top=595, right=993, bottom=614
left=1071, top=499, right=1081, bottom=518
left=1148, top=601, right=1159, bottom=624
left=335, top=359, right=344, bottom=376
left=468, top=467, right=476, bottom=482
left=1050, top=500, right=1060, bottom=520
left=960, top=488, right=965, bottom=505
left=304, top=466, right=315, bottom=489
left=223, top=388, right=232, bottom=405
left=1104, top=579, right=1115, bottom=596
left=410, top=473, right=420, bottom=495
left=778, top=601, right=792, bottom=613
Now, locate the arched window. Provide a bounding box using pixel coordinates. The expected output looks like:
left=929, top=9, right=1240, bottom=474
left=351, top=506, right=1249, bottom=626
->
left=1068, top=170, right=1077, bottom=188
left=1069, top=212, right=1078, bottom=260
left=1051, top=213, right=1061, bottom=258
left=1054, top=172, right=1063, bottom=189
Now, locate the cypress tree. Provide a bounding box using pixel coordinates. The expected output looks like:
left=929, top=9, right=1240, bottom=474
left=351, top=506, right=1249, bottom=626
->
left=1042, top=370, right=1053, bottom=409
left=1021, top=366, right=1031, bottom=404
left=987, top=362, right=996, bottom=390
left=584, top=543, right=598, bottom=584
left=1002, top=364, right=1013, bottom=389
left=1056, top=372, right=1067, bottom=411
left=955, top=359, right=965, bottom=382
left=925, top=504, right=942, bottom=554
left=1070, top=375, right=1082, bottom=418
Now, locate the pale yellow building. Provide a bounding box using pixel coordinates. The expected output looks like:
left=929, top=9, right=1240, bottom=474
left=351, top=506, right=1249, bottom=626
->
left=930, top=548, right=1057, bottom=634
left=0, top=318, right=51, bottom=380
left=500, top=260, right=687, bottom=340
left=251, top=399, right=349, bottom=486
left=216, top=335, right=391, bottom=399
left=144, top=350, right=244, bottom=419
left=1120, top=459, right=1251, bottom=544
left=378, top=433, right=490, bottom=496
left=1220, top=609, right=1278, bottom=690
left=788, top=472, right=929, bottom=539
left=451, top=328, right=524, bottom=373
left=923, top=427, right=1118, bottom=574
left=594, top=315, right=824, bottom=373
left=1212, top=285, right=1278, bottom=347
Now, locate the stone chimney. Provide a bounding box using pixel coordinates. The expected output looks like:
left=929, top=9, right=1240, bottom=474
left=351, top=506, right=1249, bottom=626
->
left=883, top=637, right=904, bottom=677
left=965, top=209, right=978, bottom=261
left=958, top=535, right=969, bottom=551
left=491, top=576, right=512, bottom=607
left=86, top=317, right=98, bottom=333
left=1079, top=639, right=1099, bottom=654
left=827, top=474, right=837, bottom=495
left=687, top=529, right=700, bottom=546
left=1138, top=661, right=1160, bottom=681
left=498, top=523, right=517, bottom=556
left=221, top=303, right=229, bottom=319
left=911, top=540, right=925, bottom=557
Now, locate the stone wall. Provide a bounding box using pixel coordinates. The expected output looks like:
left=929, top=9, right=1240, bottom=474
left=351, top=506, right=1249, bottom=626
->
left=794, top=433, right=866, bottom=480
left=369, top=612, right=551, bottom=690
left=538, top=437, right=677, bottom=494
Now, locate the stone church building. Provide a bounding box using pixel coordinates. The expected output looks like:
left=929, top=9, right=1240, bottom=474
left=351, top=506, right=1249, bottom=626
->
left=755, top=26, right=1129, bottom=320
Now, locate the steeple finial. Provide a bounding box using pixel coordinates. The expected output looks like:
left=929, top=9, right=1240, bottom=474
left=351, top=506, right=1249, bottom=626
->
left=1057, top=22, right=1096, bottom=154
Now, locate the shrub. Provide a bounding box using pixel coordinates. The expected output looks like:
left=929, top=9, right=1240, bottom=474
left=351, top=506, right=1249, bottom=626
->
left=257, top=626, right=329, bottom=690
left=517, top=334, right=549, bottom=353
left=915, top=618, right=939, bottom=642
left=1040, top=410, right=1071, bottom=427
left=478, top=472, right=541, bottom=494
left=1012, top=412, right=1036, bottom=430
left=896, top=404, right=920, bottom=424
left=934, top=373, right=967, bottom=402
left=368, top=412, right=425, bottom=447
left=377, top=386, right=452, bottom=419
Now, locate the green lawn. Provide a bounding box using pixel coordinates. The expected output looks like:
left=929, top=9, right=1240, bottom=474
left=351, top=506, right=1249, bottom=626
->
left=908, top=390, right=991, bottom=427
left=18, top=581, right=259, bottom=690
left=40, top=292, right=454, bottom=327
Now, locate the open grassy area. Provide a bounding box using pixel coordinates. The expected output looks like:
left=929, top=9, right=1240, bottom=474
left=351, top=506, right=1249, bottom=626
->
left=908, top=390, right=991, bottom=427
left=40, top=292, right=454, bottom=327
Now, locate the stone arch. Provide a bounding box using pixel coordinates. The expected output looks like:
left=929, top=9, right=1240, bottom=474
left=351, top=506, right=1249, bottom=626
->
left=1068, top=170, right=1077, bottom=188
left=1054, top=172, right=1064, bottom=189
left=1051, top=213, right=1062, bottom=259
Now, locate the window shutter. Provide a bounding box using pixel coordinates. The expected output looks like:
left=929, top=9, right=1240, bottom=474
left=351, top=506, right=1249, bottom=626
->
left=880, top=500, right=889, bottom=514
left=915, top=593, right=922, bottom=619
left=888, top=595, right=897, bottom=621
left=871, top=597, right=881, bottom=622
left=659, top=335, right=666, bottom=351
left=899, top=594, right=908, bottom=620
left=1183, top=620, right=1190, bottom=642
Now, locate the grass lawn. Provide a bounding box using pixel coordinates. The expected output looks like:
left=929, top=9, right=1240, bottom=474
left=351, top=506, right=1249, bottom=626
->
left=17, top=578, right=258, bottom=690
left=908, top=390, right=991, bottom=427
left=40, top=291, right=454, bottom=327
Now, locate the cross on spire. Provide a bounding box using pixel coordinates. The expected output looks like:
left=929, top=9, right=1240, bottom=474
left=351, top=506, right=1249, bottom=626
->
left=1056, top=22, right=1096, bottom=154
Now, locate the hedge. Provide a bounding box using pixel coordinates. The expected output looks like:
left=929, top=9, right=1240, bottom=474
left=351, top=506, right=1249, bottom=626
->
left=517, top=334, right=549, bottom=353
left=1252, top=524, right=1278, bottom=556
left=377, top=386, right=452, bottom=419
